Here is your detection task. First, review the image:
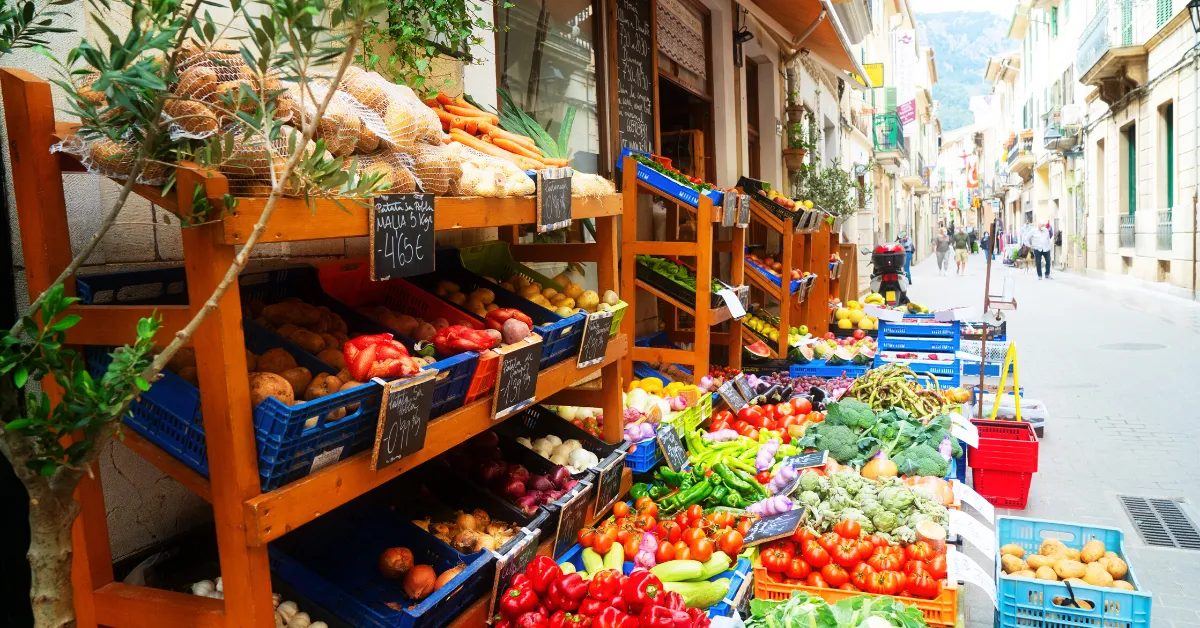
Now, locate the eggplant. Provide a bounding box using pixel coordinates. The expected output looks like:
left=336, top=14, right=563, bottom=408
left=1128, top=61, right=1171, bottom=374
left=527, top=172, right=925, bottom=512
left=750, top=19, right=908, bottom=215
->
left=778, top=384, right=794, bottom=400
left=754, top=381, right=772, bottom=396
left=765, top=384, right=785, bottom=404
left=749, top=394, right=769, bottom=406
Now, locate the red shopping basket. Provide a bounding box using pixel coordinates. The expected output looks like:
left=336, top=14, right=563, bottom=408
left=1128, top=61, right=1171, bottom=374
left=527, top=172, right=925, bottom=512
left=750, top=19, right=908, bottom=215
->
left=968, top=420, right=1038, bottom=509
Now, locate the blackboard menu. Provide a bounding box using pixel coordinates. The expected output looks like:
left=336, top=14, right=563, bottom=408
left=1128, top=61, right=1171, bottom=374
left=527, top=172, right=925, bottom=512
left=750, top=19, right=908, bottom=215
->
left=783, top=450, right=828, bottom=470
left=655, top=423, right=688, bottom=472
left=493, top=337, right=543, bottom=420
left=554, top=481, right=593, bottom=558
left=371, top=371, right=436, bottom=471
left=593, top=451, right=627, bottom=514
left=369, top=193, right=434, bottom=281
left=576, top=310, right=614, bottom=368
left=616, top=0, right=655, bottom=154
left=489, top=528, right=540, bottom=616
left=733, top=374, right=754, bottom=403
left=536, top=167, right=573, bottom=233
left=743, top=508, right=805, bottom=547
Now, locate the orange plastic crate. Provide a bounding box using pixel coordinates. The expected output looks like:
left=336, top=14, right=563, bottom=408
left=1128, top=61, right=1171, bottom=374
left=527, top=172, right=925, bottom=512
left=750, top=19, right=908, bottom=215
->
left=751, top=551, right=959, bottom=627
left=465, top=350, right=499, bottom=402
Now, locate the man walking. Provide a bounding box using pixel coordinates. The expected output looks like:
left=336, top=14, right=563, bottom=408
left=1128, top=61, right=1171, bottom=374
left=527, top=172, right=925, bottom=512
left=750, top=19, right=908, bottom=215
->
left=1026, top=222, right=1053, bottom=279
left=952, top=228, right=970, bottom=275
left=934, top=227, right=951, bottom=275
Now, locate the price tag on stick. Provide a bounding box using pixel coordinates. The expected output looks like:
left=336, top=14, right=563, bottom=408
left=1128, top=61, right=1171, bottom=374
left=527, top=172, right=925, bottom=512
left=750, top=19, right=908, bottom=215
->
left=949, top=509, right=996, bottom=557
left=952, top=480, right=996, bottom=523
left=593, top=451, right=627, bottom=514
left=743, top=508, right=805, bottom=547
left=371, top=371, right=436, bottom=471
left=492, top=337, right=543, bottom=420
left=370, top=193, right=434, bottom=281
left=554, top=481, right=593, bottom=558
left=733, top=373, right=754, bottom=403
left=738, top=194, right=750, bottom=228
left=656, top=423, right=688, bottom=472
left=718, top=289, right=746, bottom=319
left=717, top=380, right=747, bottom=414
left=948, top=549, right=998, bottom=608
left=722, top=193, right=738, bottom=227
left=536, top=167, right=573, bottom=233
left=490, top=528, right=540, bottom=616
left=576, top=310, right=614, bottom=368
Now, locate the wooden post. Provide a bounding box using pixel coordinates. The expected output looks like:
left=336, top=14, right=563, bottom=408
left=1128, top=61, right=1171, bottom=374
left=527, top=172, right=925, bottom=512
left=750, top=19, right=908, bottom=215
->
left=777, top=223, right=794, bottom=356
left=619, top=157, right=639, bottom=387
left=804, top=224, right=832, bottom=335
left=727, top=221, right=745, bottom=371
left=693, top=194, right=713, bottom=382
left=176, top=168, right=274, bottom=628
left=595, top=214, right=624, bottom=445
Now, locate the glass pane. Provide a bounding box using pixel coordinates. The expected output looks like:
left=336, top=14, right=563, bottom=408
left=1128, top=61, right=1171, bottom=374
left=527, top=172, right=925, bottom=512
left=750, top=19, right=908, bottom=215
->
left=496, top=1, right=603, bottom=174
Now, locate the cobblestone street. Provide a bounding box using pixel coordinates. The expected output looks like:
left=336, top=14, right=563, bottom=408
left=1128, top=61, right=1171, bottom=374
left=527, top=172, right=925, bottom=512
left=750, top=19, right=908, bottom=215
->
left=906, top=251, right=1200, bottom=626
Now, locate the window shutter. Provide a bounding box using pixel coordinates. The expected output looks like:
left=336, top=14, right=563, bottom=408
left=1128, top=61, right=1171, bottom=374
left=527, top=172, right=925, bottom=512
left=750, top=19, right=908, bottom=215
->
left=1121, top=0, right=1133, bottom=46
left=1052, top=7, right=1058, bottom=37
left=885, top=87, right=897, bottom=112
left=1157, top=0, right=1171, bottom=28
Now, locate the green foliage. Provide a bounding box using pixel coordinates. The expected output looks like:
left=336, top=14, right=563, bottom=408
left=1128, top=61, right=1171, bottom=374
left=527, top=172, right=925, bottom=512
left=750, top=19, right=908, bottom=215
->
left=892, top=443, right=950, bottom=478
left=1, top=284, right=160, bottom=475
left=494, top=87, right=574, bottom=161
left=0, top=0, right=74, bottom=54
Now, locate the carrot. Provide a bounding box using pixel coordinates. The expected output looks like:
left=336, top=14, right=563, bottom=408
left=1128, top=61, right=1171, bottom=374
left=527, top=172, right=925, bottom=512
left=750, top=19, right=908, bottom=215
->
left=479, top=122, right=539, bottom=150
left=432, top=107, right=457, bottom=126
left=464, top=117, right=479, bottom=135
left=423, top=98, right=441, bottom=108
left=541, top=158, right=570, bottom=168
left=453, top=96, right=484, bottom=113
left=493, top=136, right=543, bottom=160
left=435, top=92, right=456, bottom=107
left=450, top=128, right=545, bottom=169
left=444, top=104, right=499, bottom=125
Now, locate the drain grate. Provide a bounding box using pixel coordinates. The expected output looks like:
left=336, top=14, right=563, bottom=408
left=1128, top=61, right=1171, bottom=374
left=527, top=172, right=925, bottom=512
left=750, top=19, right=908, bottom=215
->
left=1118, top=496, right=1200, bottom=550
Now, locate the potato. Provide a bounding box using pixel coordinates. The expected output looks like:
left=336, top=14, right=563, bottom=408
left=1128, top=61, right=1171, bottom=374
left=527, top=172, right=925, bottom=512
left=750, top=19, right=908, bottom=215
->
left=1026, top=554, right=1055, bottom=570
left=278, top=367, right=312, bottom=395
left=177, top=366, right=199, bottom=386
left=1001, top=554, right=1028, bottom=574
left=274, top=323, right=300, bottom=338
left=317, top=349, right=346, bottom=369
left=1035, top=566, right=1058, bottom=581
left=249, top=372, right=294, bottom=406
left=329, top=314, right=348, bottom=335
left=336, top=368, right=353, bottom=382
left=449, top=292, right=467, bottom=305
left=1064, top=578, right=1088, bottom=587
left=289, top=329, right=326, bottom=354
left=339, top=380, right=364, bottom=412
left=1103, top=551, right=1119, bottom=561
left=1080, top=539, right=1105, bottom=563
left=1112, top=580, right=1135, bottom=591
left=469, top=288, right=495, bottom=305
left=262, top=303, right=297, bottom=326
left=1083, top=563, right=1114, bottom=587
left=1063, top=548, right=1081, bottom=562
left=291, top=303, right=322, bottom=327
left=1010, top=570, right=1036, bottom=579
left=1039, top=539, right=1069, bottom=556
left=310, top=310, right=331, bottom=334
left=1105, top=556, right=1128, bottom=579
left=541, top=287, right=558, bottom=300
left=1000, top=544, right=1025, bottom=559
left=258, top=348, right=298, bottom=374
left=246, top=350, right=258, bottom=371
left=304, top=374, right=342, bottom=401
left=166, top=346, right=197, bottom=373
left=319, top=333, right=340, bottom=351
left=1052, top=559, right=1086, bottom=580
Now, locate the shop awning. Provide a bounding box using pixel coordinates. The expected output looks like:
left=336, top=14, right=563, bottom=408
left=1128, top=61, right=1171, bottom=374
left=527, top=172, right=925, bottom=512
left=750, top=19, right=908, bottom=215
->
left=752, top=0, right=867, bottom=80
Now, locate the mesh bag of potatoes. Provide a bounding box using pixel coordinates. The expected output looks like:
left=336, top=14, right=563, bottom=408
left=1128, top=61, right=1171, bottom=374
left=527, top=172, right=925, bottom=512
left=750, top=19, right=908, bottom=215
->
left=218, top=126, right=325, bottom=197
left=337, top=66, right=443, bottom=150
left=170, top=42, right=284, bottom=133
left=571, top=171, right=615, bottom=198
left=447, top=143, right=536, bottom=197
left=998, top=537, right=1134, bottom=591
left=342, top=149, right=418, bottom=194
left=283, top=79, right=396, bottom=158
left=410, top=143, right=464, bottom=195
left=52, top=133, right=171, bottom=185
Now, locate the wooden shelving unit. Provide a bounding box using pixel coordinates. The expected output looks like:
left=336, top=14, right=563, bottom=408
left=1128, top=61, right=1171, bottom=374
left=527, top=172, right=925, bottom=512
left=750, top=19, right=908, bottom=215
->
left=2, top=69, right=629, bottom=628
left=742, top=199, right=804, bottom=358
left=618, top=155, right=746, bottom=384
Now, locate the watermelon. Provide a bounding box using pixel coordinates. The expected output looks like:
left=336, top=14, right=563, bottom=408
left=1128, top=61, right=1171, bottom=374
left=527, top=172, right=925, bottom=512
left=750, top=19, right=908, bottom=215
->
left=744, top=340, right=772, bottom=360
left=852, top=347, right=873, bottom=365
left=789, top=344, right=814, bottom=364
left=827, top=348, right=855, bottom=366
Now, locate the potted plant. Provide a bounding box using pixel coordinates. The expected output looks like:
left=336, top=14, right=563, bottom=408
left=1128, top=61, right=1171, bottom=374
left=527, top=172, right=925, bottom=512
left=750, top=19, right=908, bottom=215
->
left=783, top=118, right=817, bottom=170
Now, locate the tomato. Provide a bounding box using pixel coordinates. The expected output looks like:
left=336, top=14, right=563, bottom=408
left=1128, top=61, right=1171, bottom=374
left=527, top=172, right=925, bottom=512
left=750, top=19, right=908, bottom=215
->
left=613, top=502, right=630, bottom=519
left=789, top=397, right=813, bottom=415
left=906, top=571, right=942, bottom=599
left=817, top=532, right=842, bottom=553
left=833, top=519, right=861, bottom=540
left=756, top=471, right=772, bottom=484
left=820, top=563, right=850, bottom=587
left=906, top=560, right=929, bottom=576
left=717, top=530, right=744, bottom=556
left=784, top=557, right=811, bottom=580
left=801, top=541, right=830, bottom=568
left=690, top=538, right=714, bottom=562
left=676, top=546, right=692, bottom=561
left=616, top=528, right=632, bottom=544
left=737, top=406, right=765, bottom=423
left=591, top=534, right=614, bottom=555
left=732, top=420, right=751, bottom=435
left=675, top=513, right=690, bottom=529
left=760, top=404, right=777, bottom=421
left=868, top=552, right=902, bottom=572
left=674, top=540, right=689, bottom=555
left=578, top=528, right=595, bottom=547
left=634, top=496, right=653, bottom=510
left=686, top=504, right=704, bottom=523
left=639, top=503, right=658, bottom=519
left=839, top=583, right=859, bottom=592
left=745, top=428, right=760, bottom=441
left=805, top=573, right=829, bottom=588
left=791, top=527, right=817, bottom=545
left=863, top=535, right=888, bottom=549
left=761, top=547, right=792, bottom=573
left=737, top=518, right=753, bottom=537
left=850, top=562, right=876, bottom=589
left=657, top=521, right=682, bottom=544
left=856, top=540, right=874, bottom=561
left=776, top=402, right=795, bottom=417
left=713, top=409, right=734, bottom=424
left=654, top=541, right=676, bottom=563
left=622, top=535, right=641, bottom=557
left=711, top=511, right=735, bottom=528
left=774, top=540, right=797, bottom=557
left=743, top=414, right=767, bottom=429
left=867, top=570, right=906, bottom=596
left=808, top=411, right=825, bottom=423
left=904, top=541, right=935, bottom=562
left=683, top=527, right=707, bottom=545
left=709, top=420, right=730, bottom=433
left=832, top=540, right=862, bottom=568
left=924, top=554, right=948, bottom=580
left=602, top=526, right=619, bottom=542
left=779, top=415, right=801, bottom=432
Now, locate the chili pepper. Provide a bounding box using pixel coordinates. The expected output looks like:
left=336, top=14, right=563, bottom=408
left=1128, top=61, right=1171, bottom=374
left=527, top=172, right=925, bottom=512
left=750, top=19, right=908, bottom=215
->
left=639, top=605, right=683, bottom=628
left=343, top=333, right=419, bottom=381
left=548, top=573, right=587, bottom=611
left=677, top=479, right=714, bottom=510
left=648, top=482, right=673, bottom=501
left=720, top=490, right=746, bottom=508
left=500, top=586, right=540, bottom=619
left=709, top=484, right=729, bottom=505
left=629, top=483, right=650, bottom=501
left=657, top=468, right=686, bottom=487
left=578, top=598, right=605, bottom=617
left=517, top=611, right=548, bottom=628
left=692, top=464, right=706, bottom=483
left=679, top=472, right=695, bottom=490
left=712, top=463, right=753, bottom=497
left=621, top=570, right=664, bottom=613
left=595, top=607, right=636, bottom=628
left=526, top=556, right=563, bottom=596
left=734, top=468, right=770, bottom=499
left=587, top=570, right=623, bottom=601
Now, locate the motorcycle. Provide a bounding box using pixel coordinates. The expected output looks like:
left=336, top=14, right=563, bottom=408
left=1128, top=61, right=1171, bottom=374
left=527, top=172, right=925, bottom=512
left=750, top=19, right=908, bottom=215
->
left=860, top=243, right=910, bottom=306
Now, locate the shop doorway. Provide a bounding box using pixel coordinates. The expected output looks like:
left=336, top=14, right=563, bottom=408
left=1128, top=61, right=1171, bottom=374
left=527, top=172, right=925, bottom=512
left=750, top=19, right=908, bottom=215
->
left=658, top=75, right=716, bottom=184
left=746, top=58, right=761, bottom=180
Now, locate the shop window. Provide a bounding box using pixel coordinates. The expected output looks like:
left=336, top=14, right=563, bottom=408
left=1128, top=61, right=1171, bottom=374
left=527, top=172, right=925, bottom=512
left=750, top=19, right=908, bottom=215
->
left=1159, top=102, right=1174, bottom=209
left=497, top=1, right=603, bottom=173
left=1120, top=123, right=1136, bottom=216
left=1051, top=7, right=1058, bottom=38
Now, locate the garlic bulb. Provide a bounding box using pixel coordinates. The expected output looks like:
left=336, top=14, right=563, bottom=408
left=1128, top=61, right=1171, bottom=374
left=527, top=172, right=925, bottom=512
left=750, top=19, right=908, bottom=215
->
left=277, top=601, right=299, bottom=622
left=275, top=612, right=285, bottom=628
left=311, top=622, right=328, bottom=628
left=214, top=577, right=223, bottom=593
left=191, top=580, right=215, bottom=596
left=272, top=593, right=282, bottom=609
left=287, top=612, right=311, bottom=628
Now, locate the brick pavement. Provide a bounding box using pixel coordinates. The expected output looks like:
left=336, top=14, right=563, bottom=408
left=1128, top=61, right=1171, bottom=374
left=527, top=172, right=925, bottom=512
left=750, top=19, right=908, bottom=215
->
left=905, top=251, right=1200, bottom=627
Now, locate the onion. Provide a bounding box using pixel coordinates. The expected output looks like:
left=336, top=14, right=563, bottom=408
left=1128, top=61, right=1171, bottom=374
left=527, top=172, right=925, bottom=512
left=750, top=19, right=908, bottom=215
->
left=545, top=489, right=566, bottom=503
left=379, top=547, right=414, bottom=579
left=412, top=518, right=430, bottom=532
left=452, top=529, right=479, bottom=553
left=403, top=565, right=437, bottom=600
left=454, top=512, right=478, bottom=531
left=550, top=466, right=572, bottom=489
left=484, top=447, right=504, bottom=460
left=506, top=464, right=530, bottom=484
left=562, top=479, right=579, bottom=492
left=472, top=508, right=491, bottom=529
left=530, top=475, right=553, bottom=492
left=485, top=522, right=509, bottom=536
left=431, top=523, right=452, bottom=538
left=470, top=431, right=499, bottom=449
left=472, top=534, right=498, bottom=552
left=526, top=490, right=544, bottom=504
left=515, top=495, right=538, bottom=515
left=478, top=460, right=505, bottom=484
left=501, top=479, right=526, bottom=500
left=434, top=565, right=465, bottom=592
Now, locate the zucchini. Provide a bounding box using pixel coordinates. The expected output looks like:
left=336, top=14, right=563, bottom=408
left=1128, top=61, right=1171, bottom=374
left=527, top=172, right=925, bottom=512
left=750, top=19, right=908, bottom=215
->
left=650, top=559, right=704, bottom=582
left=581, top=548, right=604, bottom=574
left=602, top=543, right=624, bottom=571
left=663, top=578, right=730, bottom=609
left=696, top=552, right=732, bottom=580
left=559, top=562, right=577, bottom=575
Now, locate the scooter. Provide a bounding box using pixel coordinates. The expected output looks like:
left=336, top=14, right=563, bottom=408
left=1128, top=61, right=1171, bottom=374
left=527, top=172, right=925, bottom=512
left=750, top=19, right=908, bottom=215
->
left=861, top=243, right=910, bottom=306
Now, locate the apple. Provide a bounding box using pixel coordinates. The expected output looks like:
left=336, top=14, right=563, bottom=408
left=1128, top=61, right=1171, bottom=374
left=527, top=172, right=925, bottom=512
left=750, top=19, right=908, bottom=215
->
left=853, top=329, right=866, bottom=340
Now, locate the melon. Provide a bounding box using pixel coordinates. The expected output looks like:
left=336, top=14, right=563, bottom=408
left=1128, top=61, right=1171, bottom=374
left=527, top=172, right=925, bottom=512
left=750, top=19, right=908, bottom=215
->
left=744, top=340, right=771, bottom=360
left=789, top=344, right=814, bottom=364
left=851, top=347, right=873, bottom=365
left=827, top=348, right=855, bottom=366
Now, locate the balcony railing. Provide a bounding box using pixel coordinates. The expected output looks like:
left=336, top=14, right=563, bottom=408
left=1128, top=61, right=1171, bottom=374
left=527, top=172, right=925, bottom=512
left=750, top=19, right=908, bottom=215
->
left=1006, top=133, right=1034, bottom=166
left=1158, top=209, right=1172, bottom=250
left=873, top=112, right=907, bottom=158
left=1119, top=213, right=1135, bottom=248
left=1076, top=5, right=1111, bottom=77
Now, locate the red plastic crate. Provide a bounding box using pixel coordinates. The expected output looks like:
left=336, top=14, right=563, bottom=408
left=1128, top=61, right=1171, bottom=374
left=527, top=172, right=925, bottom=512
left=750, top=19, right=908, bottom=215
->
left=972, top=468, right=1032, bottom=509
left=967, top=419, right=1039, bottom=473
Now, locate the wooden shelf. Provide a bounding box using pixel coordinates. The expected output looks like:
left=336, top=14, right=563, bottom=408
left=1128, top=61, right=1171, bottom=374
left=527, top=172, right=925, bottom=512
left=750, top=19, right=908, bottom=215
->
left=743, top=264, right=785, bottom=302
left=633, top=278, right=736, bottom=326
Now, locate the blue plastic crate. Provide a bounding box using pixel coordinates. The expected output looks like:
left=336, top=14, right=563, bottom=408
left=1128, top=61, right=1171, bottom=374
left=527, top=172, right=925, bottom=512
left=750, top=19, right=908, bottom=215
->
left=875, top=356, right=961, bottom=377
left=745, top=257, right=802, bottom=294
left=615, top=148, right=725, bottom=208
left=556, top=543, right=750, bottom=618
left=269, top=500, right=494, bottom=628
left=963, top=361, right=1013, bottom=377
left=877, top=321, right=959, bottom=338
left=788, top=360, right=870, bottom=378
left=623, top=437, right=662, bottom=473
left=995, top=517, right=1151, bottom=628
left=877, top=333, right=959, bottom=353
left=408, top=250, right=585, bottom=369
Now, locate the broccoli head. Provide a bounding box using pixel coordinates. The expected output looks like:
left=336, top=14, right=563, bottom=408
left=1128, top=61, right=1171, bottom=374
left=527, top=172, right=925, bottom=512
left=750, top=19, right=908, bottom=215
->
left=824, top=399, right=876, bottom=430
left=951, top=437, right=964, bottom=458
left=799, top=423, right=861, bottom=463
left=892, top=444, right=951, bottom=479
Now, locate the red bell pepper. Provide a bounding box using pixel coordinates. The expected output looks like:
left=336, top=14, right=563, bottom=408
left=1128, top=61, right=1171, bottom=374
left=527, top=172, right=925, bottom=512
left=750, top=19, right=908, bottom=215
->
left=511, top=573, right=532, bottom=591
left=587, top=570, right=623, bottom=601
left=525, top=556, right=562, bottom=596
left=577, top=598, right=605, bottom=617
left=547, top=573, right=588, bottom=612
left=549, top=611, right=592, bottom=628
left=594, top=607, right=637, bottom=628
left=608, top=595, right=628, bottom=613
left=686, top=608, right=711, bottom=628
left=549, top=611, right=567, bottom=628
left=486, top=308, right=534, bottom=331
left=432, top=324, right=500, bottom=355
left=494, top=618, right=515, bottom=628
left=660, top=591, right=687, bottom=613
left=517, top=611, right=548, bottom=628
left=343, top=334, right=419, bottom=381
left=500, top=585, right=540, bottom=619
left=639, top=605, right=689, bottom=628
left=620, top=570, right=663, bottom=613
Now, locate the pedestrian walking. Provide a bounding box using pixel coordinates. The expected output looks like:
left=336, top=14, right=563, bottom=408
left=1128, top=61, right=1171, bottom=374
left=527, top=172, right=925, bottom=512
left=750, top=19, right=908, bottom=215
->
left=968, top=229, right=978, bottom=254
left=952, top=228, right=970, bottom=275
left=980, top=231, right=990, bottom=259
left=898, top=232, right=915, bottom=285
left=1025, top=222, right=1053, bottom=279
left=933, top=228, right=951, bottom=275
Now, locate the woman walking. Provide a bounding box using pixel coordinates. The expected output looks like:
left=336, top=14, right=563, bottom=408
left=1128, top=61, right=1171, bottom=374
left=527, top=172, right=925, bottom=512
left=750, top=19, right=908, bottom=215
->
left=934, top=228, right=951, bottom=275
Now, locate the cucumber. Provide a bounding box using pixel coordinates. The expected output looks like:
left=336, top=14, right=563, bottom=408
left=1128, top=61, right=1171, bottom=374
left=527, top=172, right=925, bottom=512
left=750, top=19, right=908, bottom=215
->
left=559, top=562, right=577, bottom=575
left=696, top=552, right=732, bottom=580
left=581, top=548, right=604, bottom=574
left=602, top=543, right=624, bottom=571
left=663, top=578, right=730, bottom=609
left=650, top=559, right=704, bottom=582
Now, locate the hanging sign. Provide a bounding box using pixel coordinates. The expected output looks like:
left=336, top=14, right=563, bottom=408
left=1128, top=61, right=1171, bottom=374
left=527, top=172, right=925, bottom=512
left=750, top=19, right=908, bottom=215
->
left=593, top=451, right=627, bottom=514
left=370, top=193, right=435, bottom=281
left=743, top=508, right=805, bottom=546
left=948, top=550, right=997, bottom=608
left=554, top=481, right=594, bottom=558
left=537, top=167, right=573, bottom=232
left=493, top=337, right=543, bottom=420
left=576, top=310, right=614, bottom=368
left=952, top=480, right=996, bottom=523
left=722, top=192, right=738, bottom=227
left=738, top=194, right=750, bottom=228
left=371, top=371, right=436, bottom=471
left=656, top=423, right=689, bottom=472
left=717, top=380, right=747, bottom=413
left=949, top=509, right=996, bottom=557
left=615, top=0, right=655, bottom=153
left=490, top=528, right=540, bottom=616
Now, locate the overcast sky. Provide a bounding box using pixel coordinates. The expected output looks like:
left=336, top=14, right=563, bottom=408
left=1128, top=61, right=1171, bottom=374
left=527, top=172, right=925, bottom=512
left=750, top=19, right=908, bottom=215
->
left=910, top=0, right=1017, bottom=16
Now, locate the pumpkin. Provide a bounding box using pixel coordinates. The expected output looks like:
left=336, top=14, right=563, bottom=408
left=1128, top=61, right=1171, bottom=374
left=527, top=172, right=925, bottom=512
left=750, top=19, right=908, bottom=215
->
left=861, top=452, right=898, bottom=479
left=912, top=476, right=955, bottom=505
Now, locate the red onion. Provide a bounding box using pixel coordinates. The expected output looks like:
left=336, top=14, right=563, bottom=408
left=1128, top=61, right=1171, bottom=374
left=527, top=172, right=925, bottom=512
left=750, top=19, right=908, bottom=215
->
left=515, top=495, right=539, bottom=515
left=470, top=430, right=499, bottom=450
left=561, top=479, right=579, bottom=492
left=550, top=466, right=572, bottom=489
left=478, top=460, right=505, bottom=484
left=507, top=464, right=530, bottom=484
left=539, top=492, right=557, bottom=506
left=501, top=478, right=526, bottom=500
left=545, top=489, right=566, bottom=502
left=525, top=489, right=544, bottom=504
left=484, top=446, right=504, bottom=460
left=530, top=475, right=554, bottom=492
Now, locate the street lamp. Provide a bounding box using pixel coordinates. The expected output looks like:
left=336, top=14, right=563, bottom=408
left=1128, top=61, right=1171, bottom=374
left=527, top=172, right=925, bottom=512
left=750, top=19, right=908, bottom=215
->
left=1189, top=0, right=1200, bottom=33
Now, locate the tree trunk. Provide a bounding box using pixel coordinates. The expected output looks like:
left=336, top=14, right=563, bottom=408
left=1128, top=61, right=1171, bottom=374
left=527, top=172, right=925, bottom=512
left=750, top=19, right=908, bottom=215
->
left=26, top=478, right=79, bottom=628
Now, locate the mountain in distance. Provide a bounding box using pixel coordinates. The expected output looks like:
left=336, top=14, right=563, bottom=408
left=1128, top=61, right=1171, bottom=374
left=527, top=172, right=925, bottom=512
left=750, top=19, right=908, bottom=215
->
left=916, top=11, right=1011, bottom=132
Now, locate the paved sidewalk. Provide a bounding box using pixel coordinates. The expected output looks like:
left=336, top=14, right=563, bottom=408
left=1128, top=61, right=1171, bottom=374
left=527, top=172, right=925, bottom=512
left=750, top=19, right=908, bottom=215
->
left=905, top=252, right=1200, bottom=627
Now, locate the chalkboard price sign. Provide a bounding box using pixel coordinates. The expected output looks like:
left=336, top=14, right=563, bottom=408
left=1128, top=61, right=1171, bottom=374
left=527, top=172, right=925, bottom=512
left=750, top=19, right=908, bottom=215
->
left=537, top=167, right=573, bottom=233
left=615, top=0, right=655, bottom=153
left=490, top=528, right=540, bottom=616
left=722, top=193, right=738, bottom=227
left=783, top=450, right=828, bottom=470
left=655, top=423, right=688, bottom=472
left=554, top=481, right=593, bottom=558
left=493, top=337, right=543, bottom=420
left=371, top=371, right=436, bottom=471
left=593, top=450, right=627, bottom=514
left=576, top=310, right=614, bottom=369
left=369, top=193, right=435, bottom=281
left=717, top=380, right=747, bottom=414
left=743, top=508, right=806, bottom=547
left=733, top=373, right=754, bottom=403
left=738, top=194, right=751, bottom=228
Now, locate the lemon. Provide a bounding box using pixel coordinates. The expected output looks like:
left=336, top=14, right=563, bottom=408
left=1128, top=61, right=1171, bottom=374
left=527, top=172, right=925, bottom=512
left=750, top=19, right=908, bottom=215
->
left=848, top=310, right=865, bottom=324
left=837, top=318, right=853, bottom=330
left=847, top=300, right=861, bottom=310
left=858, top=317, right=874, bottom=330
left=803, top=200, right=814, bottom=209
left=835, top=307, right=851, bottom=320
